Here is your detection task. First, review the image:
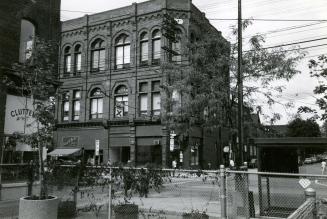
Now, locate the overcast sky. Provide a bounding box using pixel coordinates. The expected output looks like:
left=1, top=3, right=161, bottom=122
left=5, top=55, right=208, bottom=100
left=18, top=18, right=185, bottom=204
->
left=61, top=0, right=327, bottom=125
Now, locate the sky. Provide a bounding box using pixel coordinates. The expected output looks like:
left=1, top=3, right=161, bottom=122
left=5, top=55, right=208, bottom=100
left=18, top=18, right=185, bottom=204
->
left=61, top=0, right=327, bottom=125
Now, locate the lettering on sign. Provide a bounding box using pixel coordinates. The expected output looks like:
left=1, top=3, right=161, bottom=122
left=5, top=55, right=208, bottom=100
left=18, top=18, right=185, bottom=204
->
left=62, top=137, right=79, bottom=147
left=10, top=108, right=34, bottom=121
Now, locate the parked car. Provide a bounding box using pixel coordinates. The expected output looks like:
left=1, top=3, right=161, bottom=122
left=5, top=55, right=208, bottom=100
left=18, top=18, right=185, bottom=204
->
left=304, top=158, right=312, bottom=164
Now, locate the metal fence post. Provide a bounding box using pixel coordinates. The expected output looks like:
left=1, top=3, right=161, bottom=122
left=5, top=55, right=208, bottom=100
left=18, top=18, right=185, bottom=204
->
left=243, top=162, right=250, bottom=219
left=220, top=165, right=227, bottom=219
left=305, top=188, right=316, bottom=218
left=108, top=167, right=112, bottom=219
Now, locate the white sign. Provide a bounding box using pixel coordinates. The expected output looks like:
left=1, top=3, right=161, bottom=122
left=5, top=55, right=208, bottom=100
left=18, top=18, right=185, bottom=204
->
left=4, top=94, right=37, bottom=135
left=299, top=178, right=311, bottom=189
left=174, top=18, right=184, bottom=24
left=170, top=138, right=174, bottom=152
left=170, top=131, right=176, bottom=152
left=223, top=146, right=230, bottom=153
left=95, top=140, right=100, bottom=156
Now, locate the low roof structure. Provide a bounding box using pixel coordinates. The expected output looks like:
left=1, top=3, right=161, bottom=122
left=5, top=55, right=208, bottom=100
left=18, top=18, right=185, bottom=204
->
left=253, top=137, right=327, bottom=148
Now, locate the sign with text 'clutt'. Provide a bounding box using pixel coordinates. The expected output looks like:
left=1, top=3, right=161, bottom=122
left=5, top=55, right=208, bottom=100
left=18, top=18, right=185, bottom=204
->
left=4, top=94, right=37, bottom=135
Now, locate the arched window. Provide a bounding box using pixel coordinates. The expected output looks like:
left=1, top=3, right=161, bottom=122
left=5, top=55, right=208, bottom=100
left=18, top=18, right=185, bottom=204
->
left=152, top=30, right=161, bottom=64
left=114, top=85, right=128, bottom=117
left=74, top=44, right=82, bottom=75
left=90, top=88, right=103, bottom=119
left=64, top=46, right=71, bottom=77
left=115, top=34, right=130, bottom=69
left=91, top=39, right=105, bottom=72
left=19, top=19, right=35, bottom=62
left=172, top=30, right=182, bottom=64
left=140, top=32, right=148, bottom=64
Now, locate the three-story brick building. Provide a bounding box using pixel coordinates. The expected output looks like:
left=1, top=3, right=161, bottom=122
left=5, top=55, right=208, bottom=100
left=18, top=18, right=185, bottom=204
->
left=54, top=0, right=229, bottom=168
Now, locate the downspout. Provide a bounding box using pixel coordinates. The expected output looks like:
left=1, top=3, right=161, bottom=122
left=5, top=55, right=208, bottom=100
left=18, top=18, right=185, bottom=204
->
left=84, top=15, right=89, bottom=121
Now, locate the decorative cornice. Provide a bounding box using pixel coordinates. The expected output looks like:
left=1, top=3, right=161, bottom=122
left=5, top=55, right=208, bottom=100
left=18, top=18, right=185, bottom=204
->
left=137, top=12, right=163, bottom=22
left=62, top=30, right=86, bottom=38
left=89, top=24, right=107, bottom=33
left=55, top=121, right=107, bottom=129
left=112, top=19, right=132, bottom=28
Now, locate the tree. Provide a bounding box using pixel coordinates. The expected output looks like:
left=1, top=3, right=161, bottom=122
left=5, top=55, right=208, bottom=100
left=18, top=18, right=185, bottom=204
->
left=286, top=118, right=321, bottom=137
left=308, top=55, right=327, bottom=120
left=229, top=20, right=306, bottom=125
left=162, top=19, right=305, bottom=136
left=2, top=37, right=58, bottom=199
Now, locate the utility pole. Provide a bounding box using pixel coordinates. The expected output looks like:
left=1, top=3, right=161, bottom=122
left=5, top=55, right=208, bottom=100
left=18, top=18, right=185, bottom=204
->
left=237, top=0, right=244, bottom=167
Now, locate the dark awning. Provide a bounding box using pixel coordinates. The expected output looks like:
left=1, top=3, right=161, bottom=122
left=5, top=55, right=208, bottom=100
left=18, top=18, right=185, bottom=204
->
left=48, top=148, right=81, bottom=157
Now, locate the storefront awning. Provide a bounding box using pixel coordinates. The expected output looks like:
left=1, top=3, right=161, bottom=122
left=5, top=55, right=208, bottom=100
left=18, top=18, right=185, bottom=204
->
left=48, top=148, right=81, bottom=157
left=16, top=142, right=33, bottom=152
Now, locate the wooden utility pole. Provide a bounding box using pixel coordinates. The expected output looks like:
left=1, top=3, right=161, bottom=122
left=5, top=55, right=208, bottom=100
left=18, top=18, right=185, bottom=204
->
left=237, top=0, right=244, bottom=167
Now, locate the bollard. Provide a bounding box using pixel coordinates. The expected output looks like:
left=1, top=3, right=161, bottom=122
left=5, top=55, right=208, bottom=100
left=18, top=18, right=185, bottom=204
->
left=305, top=188, right=316, bottom=218
left=220, top=165, right=227, bottom=219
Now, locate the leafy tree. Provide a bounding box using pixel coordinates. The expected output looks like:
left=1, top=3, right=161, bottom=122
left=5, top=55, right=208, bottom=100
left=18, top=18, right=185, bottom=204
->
left=286, top=118, right=321, bottom=137
left=308, top=55, right=327, bottom=120
left=162, top=19, right=305, bottom=137
left=2, top=37, right=58, bottom=199
left=229, top=20, right=306, bottom=125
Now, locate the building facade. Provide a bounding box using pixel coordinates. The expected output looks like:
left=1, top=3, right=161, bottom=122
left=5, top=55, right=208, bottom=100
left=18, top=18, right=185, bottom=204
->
left=0, top=0, right=61, bottom=162
left=55, top=0, right=229, bottom=168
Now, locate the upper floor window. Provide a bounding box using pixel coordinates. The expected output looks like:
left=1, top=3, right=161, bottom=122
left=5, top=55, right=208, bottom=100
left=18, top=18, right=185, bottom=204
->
left=139, top=82, right=148, bottom=116
left=91, top=39, right=105, bottom=72
left=74, top=45, right=82, bottom=75
left=115, top=34, right=130, bottom=69
left=64, top=46, right=71, bottom=76
left=19, top=19, right=35, bottom=63
left=151, top=81, right=161, bottom=116
left=152, top=30, right=161, bottom=64
left=172, top=30, right=182, bottom=64
left=72, top=90, right=81, bottom=121
left=62, top=92, right=70, bottom=121
left=140, top=32, right=149, bottom=64
left=90, top=88, right=103, bottom=119
left=114, top=85, right=128, bottom=118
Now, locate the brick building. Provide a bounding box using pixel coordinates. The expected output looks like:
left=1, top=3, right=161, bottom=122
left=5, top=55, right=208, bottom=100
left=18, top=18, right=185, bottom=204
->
left=0, top=0, right=61, bottom=162
left=54, top=0, right=229, bottom=168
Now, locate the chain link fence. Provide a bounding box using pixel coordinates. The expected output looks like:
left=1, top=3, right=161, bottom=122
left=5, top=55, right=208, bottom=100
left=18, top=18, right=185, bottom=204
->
left=2, top=163, right=327, bottom=218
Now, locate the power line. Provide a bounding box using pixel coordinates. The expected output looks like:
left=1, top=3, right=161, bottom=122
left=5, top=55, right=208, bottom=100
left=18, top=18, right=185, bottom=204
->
left=209, top=18, right=327, bottom=22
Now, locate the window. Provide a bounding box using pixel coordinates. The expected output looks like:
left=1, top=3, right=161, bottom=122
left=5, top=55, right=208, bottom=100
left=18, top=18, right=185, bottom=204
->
left=151, top=81, right=161, bottom=116
left=74, top=45, right=82, bottom=75
left=191, top=145, right=199, bottom=165
left=115, top=34, right=131, bottom=69
left=152, top=30, right=161, bottom=64
left=172, top=89, right=181, bottom=112
left=64, top=47, right=71, bottom=77
left=114, top=85, right=128, bottom=117
left=139, top=82, right=148, bottom=116
left=72, top=90, right=81, bottom=121
left=140, top=32, right=148, bottom=64
left=90, top=88, right=103, bottom=119
left=62, top=92, right=70, bottom=121
left=91, top=39, right=105, bottom=72
left=172, top=30, right=182, bottom=64
left=19, top=19, right=35, bottom=62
